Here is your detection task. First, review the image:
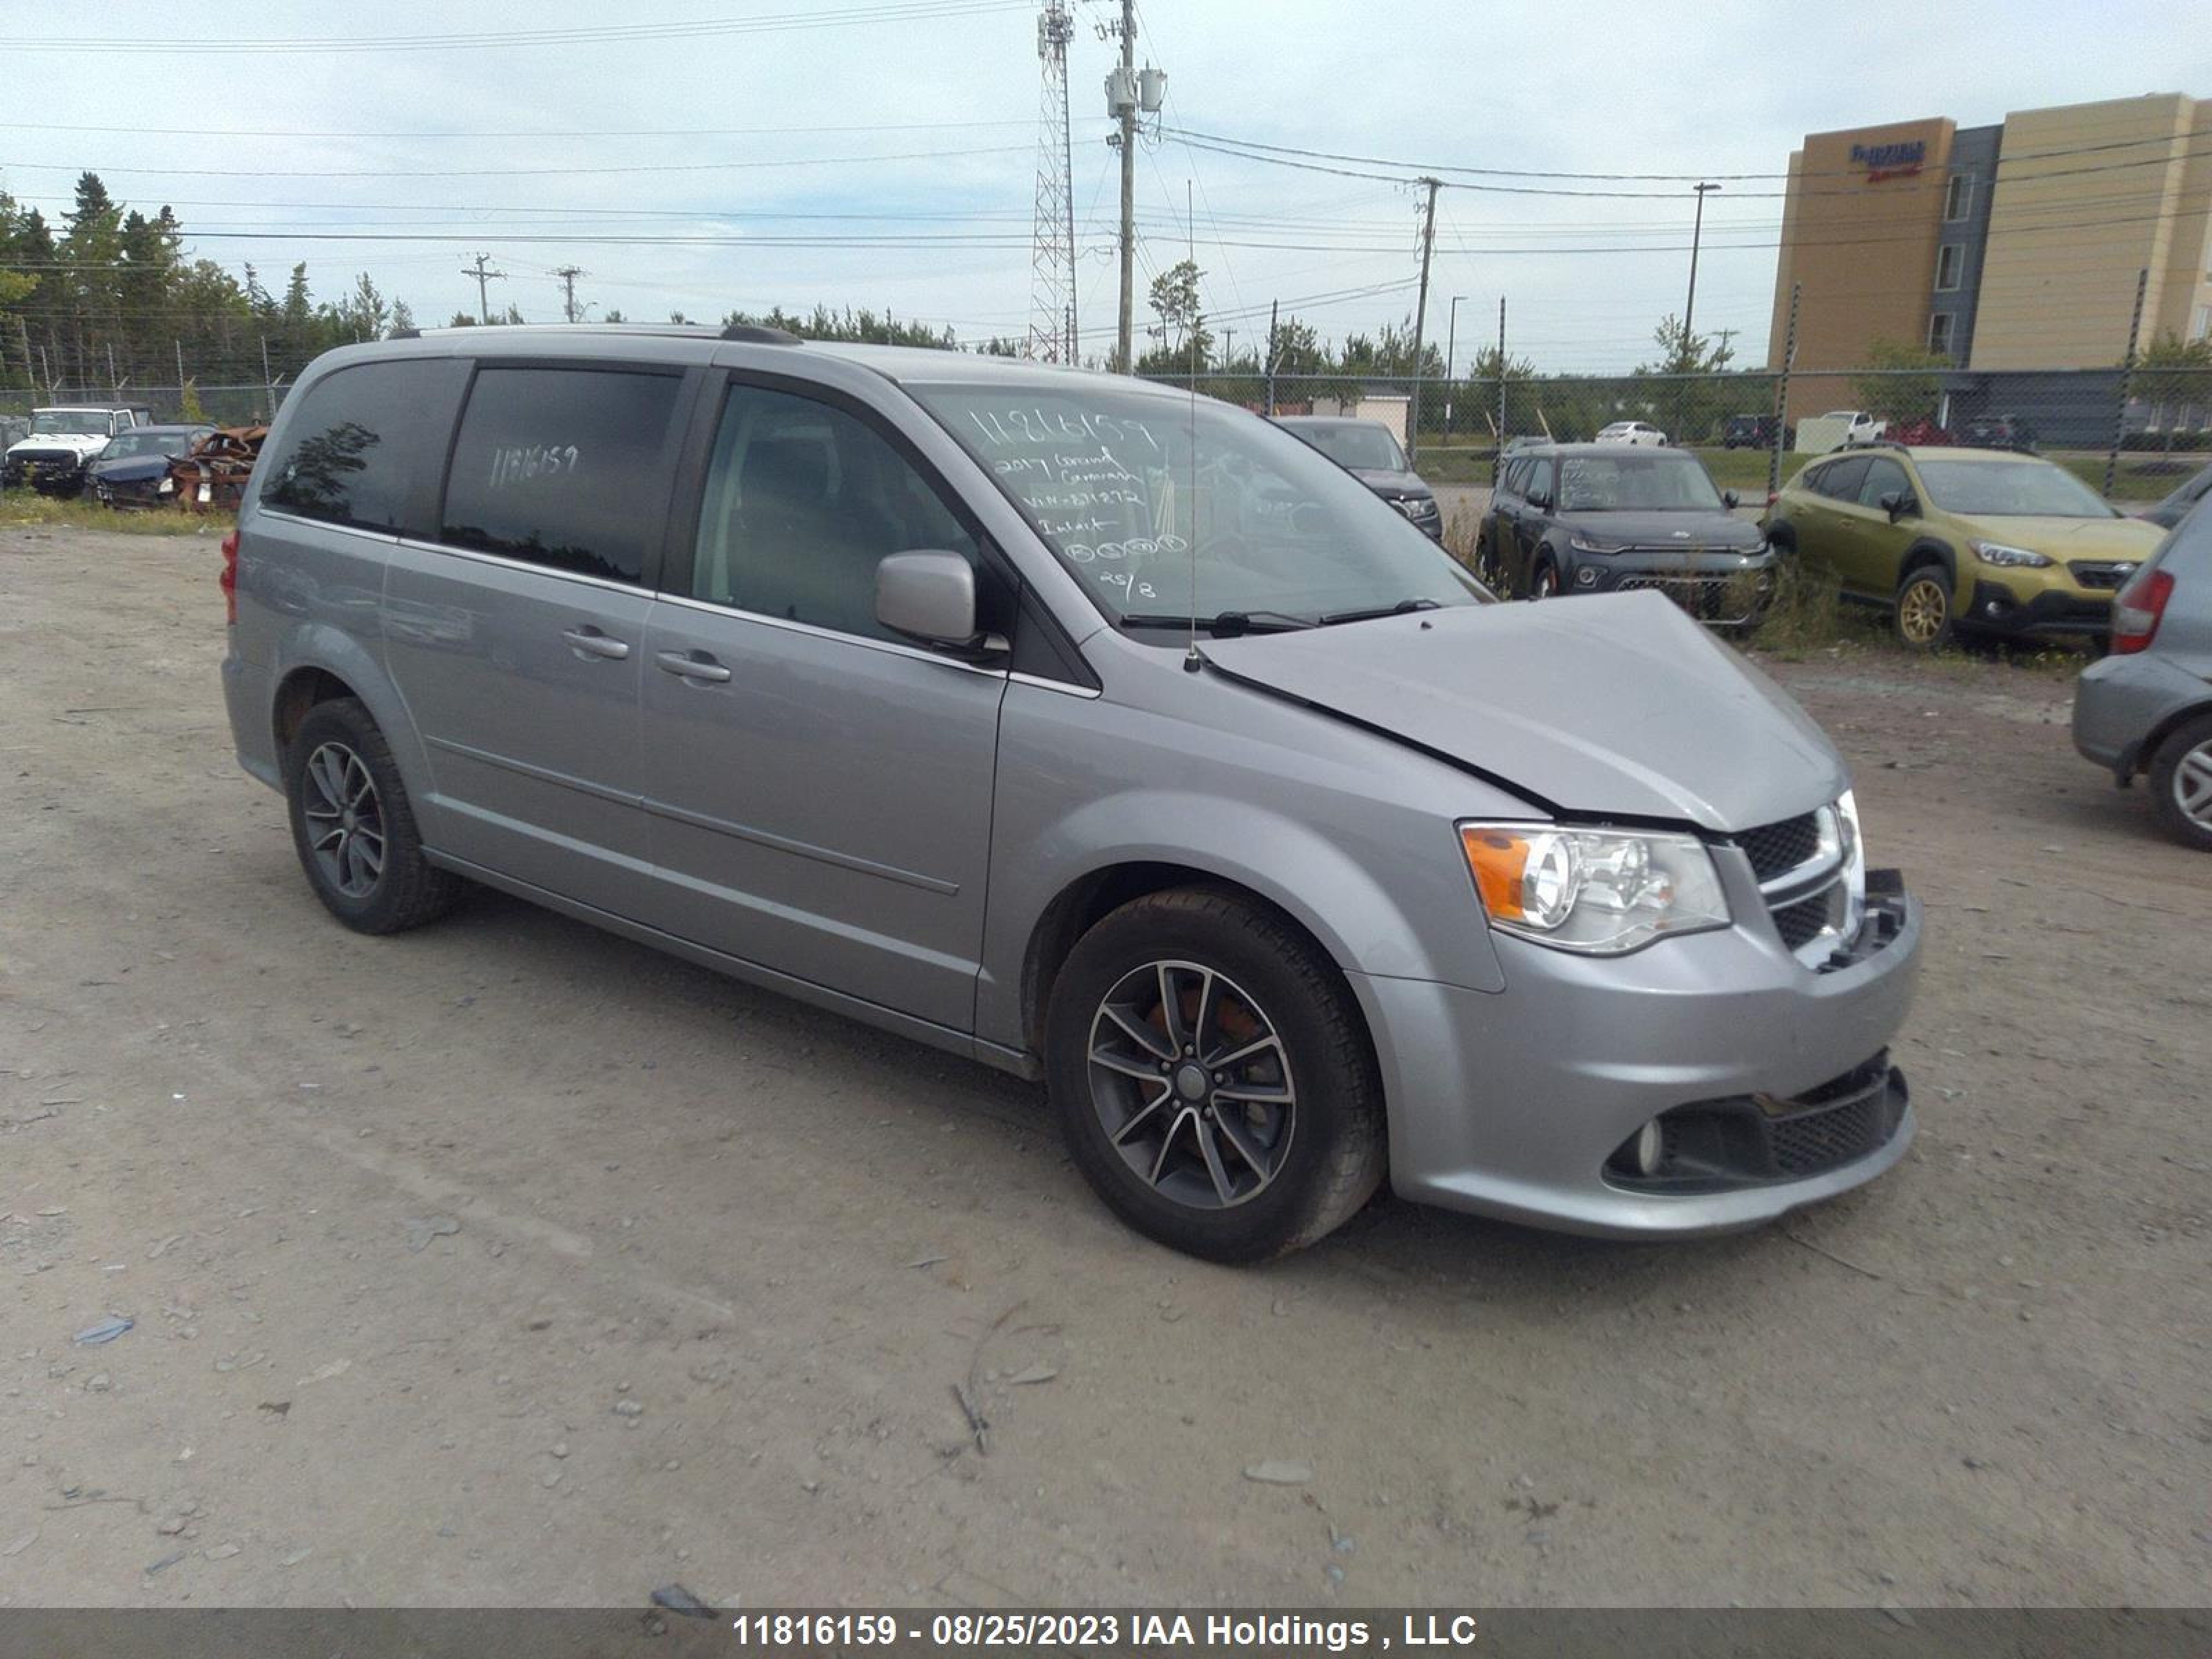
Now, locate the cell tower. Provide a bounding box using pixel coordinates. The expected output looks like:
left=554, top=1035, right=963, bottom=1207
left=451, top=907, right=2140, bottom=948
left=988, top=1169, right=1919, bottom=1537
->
left=1027, top=0, right=1078, bottom=363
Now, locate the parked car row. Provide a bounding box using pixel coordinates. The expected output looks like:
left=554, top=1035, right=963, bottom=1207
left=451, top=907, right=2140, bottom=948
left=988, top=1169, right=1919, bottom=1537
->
left=1, top=404, right=263, bottom=509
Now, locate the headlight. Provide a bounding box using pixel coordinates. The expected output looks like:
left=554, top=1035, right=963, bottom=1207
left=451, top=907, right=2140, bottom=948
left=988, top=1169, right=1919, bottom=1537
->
left=1971, top=540, right=2051, bottom=568
left=158, top=476, right=176, bottom=494
left=1458, top=822, right=1731, bottom=955
left=1569, top=532, right=1626, bottom=554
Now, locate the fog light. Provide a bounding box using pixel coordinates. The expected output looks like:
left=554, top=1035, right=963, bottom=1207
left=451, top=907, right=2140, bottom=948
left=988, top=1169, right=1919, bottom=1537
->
left=1575, top=567, right=1597, bottom=587
left=1985, top=601, right=2001, bottom=617
left=1633, top=1118, right=1665, bottom=1176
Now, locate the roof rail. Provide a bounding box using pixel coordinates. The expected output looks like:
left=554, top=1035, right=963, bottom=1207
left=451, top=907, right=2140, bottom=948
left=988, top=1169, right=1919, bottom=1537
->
left=390, top=327, right=421, bottom=340
left=720, top=324, right=803, bottom=345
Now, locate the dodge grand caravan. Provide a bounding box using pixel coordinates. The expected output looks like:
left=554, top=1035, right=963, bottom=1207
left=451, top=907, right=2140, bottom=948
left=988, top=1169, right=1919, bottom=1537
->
left=222, top=326, right=1923, bottom=1262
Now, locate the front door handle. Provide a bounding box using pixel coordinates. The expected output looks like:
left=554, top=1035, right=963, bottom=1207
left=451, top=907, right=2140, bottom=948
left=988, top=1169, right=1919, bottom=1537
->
left=563, top=626, right=630, bottom=661
left=655, top=649, right=732, bottom=684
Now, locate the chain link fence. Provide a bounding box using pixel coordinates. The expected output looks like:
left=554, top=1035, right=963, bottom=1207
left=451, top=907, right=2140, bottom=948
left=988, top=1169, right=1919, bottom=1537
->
left=1136, top=366, right=2212, bottom=505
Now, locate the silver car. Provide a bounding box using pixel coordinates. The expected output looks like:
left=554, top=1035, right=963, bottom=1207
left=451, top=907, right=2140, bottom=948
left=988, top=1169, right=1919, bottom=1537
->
left=2074, top=498, right=2212, bottom=850
left=221, top=326, right=1923, bottom=1261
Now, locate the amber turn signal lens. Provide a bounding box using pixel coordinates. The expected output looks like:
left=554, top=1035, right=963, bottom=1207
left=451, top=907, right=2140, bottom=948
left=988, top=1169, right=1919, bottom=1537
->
left=1459, top=825, right=1530, bottom=922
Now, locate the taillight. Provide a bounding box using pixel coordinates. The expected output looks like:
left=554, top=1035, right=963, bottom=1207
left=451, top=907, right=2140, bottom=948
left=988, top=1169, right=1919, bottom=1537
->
left=220, top=527, right=240, bottom=625
left=1765, top=491, right=1779, bottom=511
left=2109, top=565, right=2173, bottom=655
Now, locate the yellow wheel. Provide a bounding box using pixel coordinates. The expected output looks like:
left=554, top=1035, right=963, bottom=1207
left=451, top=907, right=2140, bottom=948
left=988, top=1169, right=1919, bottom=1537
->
left=1893, top=568, right=1952, bottom=650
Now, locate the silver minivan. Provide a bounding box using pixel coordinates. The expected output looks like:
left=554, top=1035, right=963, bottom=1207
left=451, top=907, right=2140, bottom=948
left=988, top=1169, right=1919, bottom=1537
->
left=221, top=326, right=1923, bottom=1261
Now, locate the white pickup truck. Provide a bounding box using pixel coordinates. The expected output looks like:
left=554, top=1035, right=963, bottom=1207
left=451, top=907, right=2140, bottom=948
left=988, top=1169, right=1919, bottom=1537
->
left=3, top=404, right=154, bottom=496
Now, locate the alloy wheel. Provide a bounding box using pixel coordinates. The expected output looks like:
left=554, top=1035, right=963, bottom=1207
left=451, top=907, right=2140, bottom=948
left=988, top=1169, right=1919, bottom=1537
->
left=2173, top=740, right=2212, bottom=832
left=1085, top=960, right=1296, bottom=1210
left=1897, top=577, right=1947, bottom=645
left=301, top=740, right=386, bottom=898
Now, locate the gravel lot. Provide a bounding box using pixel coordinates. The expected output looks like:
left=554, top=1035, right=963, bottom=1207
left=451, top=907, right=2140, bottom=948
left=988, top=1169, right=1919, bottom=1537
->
left=2, top=525, right=2207, bottom=1609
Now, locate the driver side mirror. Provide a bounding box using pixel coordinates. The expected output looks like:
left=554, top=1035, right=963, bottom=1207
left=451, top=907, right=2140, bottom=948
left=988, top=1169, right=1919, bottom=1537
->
left=1878, top=490, right=1915, bottom=522
left=876, top=552, right=1000, bottom=657
left=1722, top=489, right=1741, bottom=509
left=1526, top=487, right=1553, bottom=512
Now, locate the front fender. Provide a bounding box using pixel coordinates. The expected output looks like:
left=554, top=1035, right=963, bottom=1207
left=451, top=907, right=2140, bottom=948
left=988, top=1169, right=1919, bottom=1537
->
left=975, top=679, right=1517, bottom=1052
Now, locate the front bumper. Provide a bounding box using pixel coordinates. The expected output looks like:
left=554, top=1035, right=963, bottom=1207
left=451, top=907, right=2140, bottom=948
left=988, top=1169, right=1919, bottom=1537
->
left=1568, top=549, right=1779, bottom=626
left=1351, top=880, right=1922, bottom=1238
left=3, top=454, right=91, bottom=495
left=2073, top=650, right=2212, bottom=778
left=1962, top=579, right=2110, bottom=638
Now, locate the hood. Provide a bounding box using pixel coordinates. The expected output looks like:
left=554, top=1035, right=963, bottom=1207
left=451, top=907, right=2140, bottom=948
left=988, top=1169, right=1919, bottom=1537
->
left=1199, top=590, right=1844, bottom=832
left=88, top=453, right=176, bottom=482
left=1952, top=514, right=2167, bottom=559
left=1349, top=467, right=1432, bottom=498
left=1553, top=509, right=1763, bottom=550
left=8, top=433, right=110, bottom=458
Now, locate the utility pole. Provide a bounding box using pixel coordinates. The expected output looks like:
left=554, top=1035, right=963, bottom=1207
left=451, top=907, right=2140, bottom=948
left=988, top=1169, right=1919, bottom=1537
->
left=1111, top=0, right=1138, bottom=373
left=1264, top=297, right=1280, bottom=415
left=1494, top=297, right=1507, bottom=484
left=1678, top=181, right=1719, bottom=442
left=1407, top=176, right=1440, bottom=464
left=1443, top=293, right=1467, bottom=436
left=1681, top=182, right=1720, bottom=353
left=462, top=252, right=506, bottom=326
left=553, top=265, right=587, bottom=324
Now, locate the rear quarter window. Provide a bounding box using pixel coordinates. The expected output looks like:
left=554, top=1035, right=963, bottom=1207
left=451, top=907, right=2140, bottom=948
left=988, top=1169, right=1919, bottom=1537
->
left=440, top=366, right=688, bottom=585
left=259, top=359, right=469, bottom=534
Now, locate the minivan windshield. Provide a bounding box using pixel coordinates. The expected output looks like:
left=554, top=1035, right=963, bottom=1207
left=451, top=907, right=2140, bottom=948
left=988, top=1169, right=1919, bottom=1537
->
left=1557, top=451, right=1727, bottom=512
left=1915, top=458, right=2116, bottom=518
left=30, top=411, right=110, bottom=436
left=1280, top=421, right=1407, bottom=474
left=911, top=382, right=1483, bottom=627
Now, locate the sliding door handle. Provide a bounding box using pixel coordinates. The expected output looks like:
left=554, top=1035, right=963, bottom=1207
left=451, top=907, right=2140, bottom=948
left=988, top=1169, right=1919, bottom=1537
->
left=655, top=649, right=732, bottom=684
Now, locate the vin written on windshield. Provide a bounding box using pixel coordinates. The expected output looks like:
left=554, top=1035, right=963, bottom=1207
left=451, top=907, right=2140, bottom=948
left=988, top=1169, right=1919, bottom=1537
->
left=911, top=383, right=1481, bottom=626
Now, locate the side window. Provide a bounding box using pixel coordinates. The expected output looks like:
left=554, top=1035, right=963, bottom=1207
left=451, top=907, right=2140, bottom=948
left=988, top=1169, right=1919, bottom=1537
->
left=440, top=366, right=686, bottom=584
left=1857, top=458, right=1909, bottom=507
left=1498, top=459, right=1526, bottom=500
left=261, top=359, right=468, bottom=535
left=1816, top=456, right=1871, bottom=502
left=691, top=382, right=984, bottom=644
left=1524, top=460, right=1553, bottom=506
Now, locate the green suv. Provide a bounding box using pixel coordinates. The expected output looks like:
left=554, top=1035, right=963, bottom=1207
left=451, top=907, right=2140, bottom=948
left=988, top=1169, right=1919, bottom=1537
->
left=1763, top=444, right=2166, bottom=648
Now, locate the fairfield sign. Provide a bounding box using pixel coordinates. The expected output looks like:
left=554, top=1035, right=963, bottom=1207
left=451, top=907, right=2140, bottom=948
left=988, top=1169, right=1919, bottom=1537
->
left=1850, top=140, right=1927, bottom=182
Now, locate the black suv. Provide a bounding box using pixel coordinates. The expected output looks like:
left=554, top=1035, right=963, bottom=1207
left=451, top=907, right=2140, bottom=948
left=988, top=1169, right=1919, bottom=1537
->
left=1723, top=413, right=1792, bottom=449
left=1271, top=415, right=1442, bottom=538
left=1959, top=413, right=2038, bottom=452
left=1480, top=443, right=1778, bottom=631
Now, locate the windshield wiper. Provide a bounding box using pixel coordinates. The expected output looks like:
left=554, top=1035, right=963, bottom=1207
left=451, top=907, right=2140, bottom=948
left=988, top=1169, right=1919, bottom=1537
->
left=1117, top=610, right=1315, bottom=636
left=1318, top=597, right=1441, bottom=626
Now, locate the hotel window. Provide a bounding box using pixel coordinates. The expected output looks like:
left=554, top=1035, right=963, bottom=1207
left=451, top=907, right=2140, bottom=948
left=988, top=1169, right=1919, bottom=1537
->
left=1927, top=312, right=1956, bottom=356
left=1935, top=244, right=1964, bottom=292
left=1944, top=174, right=1971, bottom=222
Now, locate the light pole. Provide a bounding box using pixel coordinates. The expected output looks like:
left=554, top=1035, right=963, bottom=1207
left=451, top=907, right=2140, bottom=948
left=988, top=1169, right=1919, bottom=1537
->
left=1679, top=182, right=1720, bottom=442
left=1444, top=295, right=1468, bottom=438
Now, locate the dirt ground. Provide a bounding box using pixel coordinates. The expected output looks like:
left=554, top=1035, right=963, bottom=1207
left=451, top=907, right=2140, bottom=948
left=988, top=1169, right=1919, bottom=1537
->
left=2, top=526, right=2207, bottom=1611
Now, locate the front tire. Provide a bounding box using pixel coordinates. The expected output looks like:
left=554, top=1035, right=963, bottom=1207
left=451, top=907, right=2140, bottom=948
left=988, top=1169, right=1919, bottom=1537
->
left=284, top=697, right=461, bottom=933
left=1893, top=565, right=1953, bottom=650
left=1527, top=561, right=1559, bottom=601
left=2148, top=713, right=2212, bottom=852
left=1044, top=889, right=1387, bottom=1262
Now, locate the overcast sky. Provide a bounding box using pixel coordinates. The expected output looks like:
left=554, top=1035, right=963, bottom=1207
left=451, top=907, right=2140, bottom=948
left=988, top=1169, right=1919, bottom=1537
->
left=1, top=0, right=2206, bottom=373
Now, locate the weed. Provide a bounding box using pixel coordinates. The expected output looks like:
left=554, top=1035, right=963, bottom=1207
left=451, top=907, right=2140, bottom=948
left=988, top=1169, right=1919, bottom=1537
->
left=0, top=491, right=234, bottom=538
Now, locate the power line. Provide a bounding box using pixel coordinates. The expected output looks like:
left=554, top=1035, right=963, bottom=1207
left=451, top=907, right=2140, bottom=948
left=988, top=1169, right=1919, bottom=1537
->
left=7, top=1, right=1033, bottom=55
left=0, top=143, right=1033, bottom=180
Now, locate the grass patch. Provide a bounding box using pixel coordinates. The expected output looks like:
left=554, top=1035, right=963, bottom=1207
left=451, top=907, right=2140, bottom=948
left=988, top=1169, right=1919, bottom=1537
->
left=0, top=490, right=235, bottom=537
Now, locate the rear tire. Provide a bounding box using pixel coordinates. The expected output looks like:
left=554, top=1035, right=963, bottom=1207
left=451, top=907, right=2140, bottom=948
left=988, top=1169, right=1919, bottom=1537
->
left=1044, top=888, right=1387, bottom=1262
left=2148, top=713, right=2212, bottom=852
left=284, top=697, right=461, bottom=934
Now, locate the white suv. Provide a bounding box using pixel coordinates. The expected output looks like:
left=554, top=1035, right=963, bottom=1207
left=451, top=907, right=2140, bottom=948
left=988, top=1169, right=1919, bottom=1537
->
left=3, top=405, right=150, bottom=496
left=1595, top=420, right=1667, bottom=447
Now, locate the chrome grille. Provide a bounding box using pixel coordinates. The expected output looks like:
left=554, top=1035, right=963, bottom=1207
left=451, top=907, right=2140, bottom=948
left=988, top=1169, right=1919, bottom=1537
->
left=1732, top=803, right=1858, bottom=966
left=1736, top=812, right=1821, bottom=881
